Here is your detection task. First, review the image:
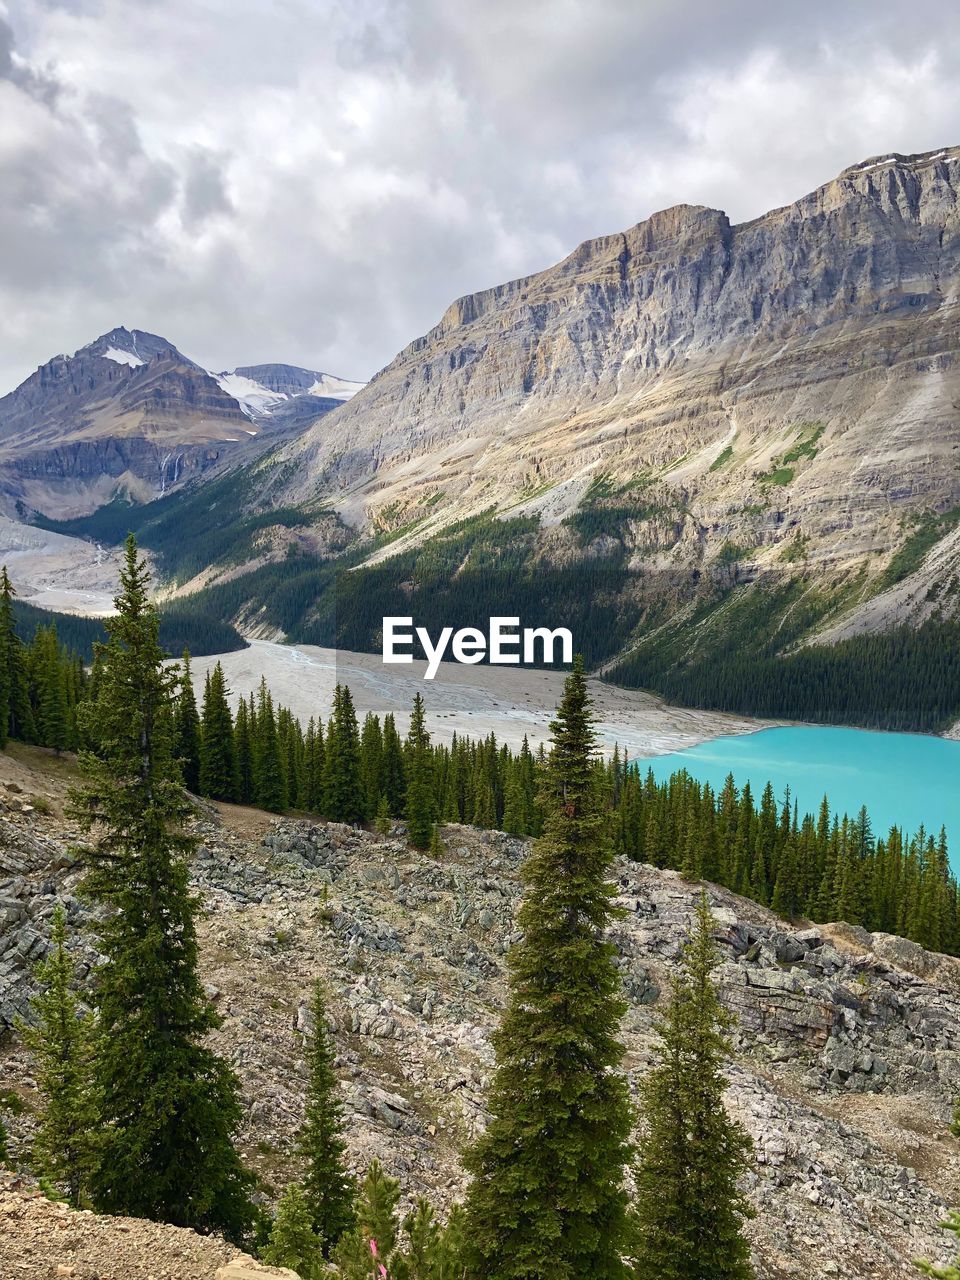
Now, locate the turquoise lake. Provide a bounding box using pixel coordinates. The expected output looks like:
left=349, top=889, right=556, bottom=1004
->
left=646, top=726, right=960, bottom=849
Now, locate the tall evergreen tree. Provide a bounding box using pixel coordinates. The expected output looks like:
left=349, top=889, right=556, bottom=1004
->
left=69, top=536, right=255, bottom=1241
left=630, top=892, right=755, bottom=1280
left=175, top=650, right=202, bottom=793
left=333, top=1160, right=402, bottom=1280
left=324, top=685, right=364, bottom=824
left=37, top=626, right=69, bottom=754
left=298, top=980, right=356, bottom=1256
left=463, top=657, right=633, bottom=1280
left=233, top=694, right=255, bottom=804
left=199, top=662, right=237, bottom=801
left=0, top=565, right=11, bottom=748
left=0, top=567, right=35, bottom=743
left=253, top=678, right=287, bottom=812
left=380, top=713, right=406, bottom=816
left=20, top=905, right=98, bottom=1206
left=405, top=693, right=435, bottom=849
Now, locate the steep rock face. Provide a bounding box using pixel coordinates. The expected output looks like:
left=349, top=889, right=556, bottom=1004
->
left=0, top=328, right=252, bottom=517
left=279, top=150, right=960, bottom=588
left=0, top=331, right=364, bottom=518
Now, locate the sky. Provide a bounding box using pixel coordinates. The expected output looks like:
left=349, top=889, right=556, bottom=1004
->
left=1, top=0, right=959, bottom=392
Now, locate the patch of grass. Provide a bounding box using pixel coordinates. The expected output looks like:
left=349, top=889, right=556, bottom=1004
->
left=661, top=453, right=689, bottom=474
left=583, top=472, right=617, bottom=502
left=709, top=444, right=734, bottom=472
left=760, top=466, right=795, bottom=487
left=880, top=505, right=960, bottom=589
left=371, top=516, right=427, bottom=549
left=3, top=741, right=80, bottom=782
left=780, top=533, right=809, bottom=564
left=716, top=541, right=751, bottom=565
left=782, top=422, right=825, bottom=464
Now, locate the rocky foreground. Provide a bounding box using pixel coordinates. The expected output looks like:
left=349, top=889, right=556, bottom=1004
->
left=2, top=747, right=960, bottom=1278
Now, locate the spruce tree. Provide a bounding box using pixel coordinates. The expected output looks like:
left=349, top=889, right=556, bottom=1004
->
left=0, top=566, right=11, bottom=748
left=253, top=678, right=287, bottom=812
left=0, top=566, right=35, bottom=744
left=333, top=1160, right=402, bottom=1279
left=69, top=535, right=255, bottom=1241
left=375, top=793, right=391, bottom=836
left=402, top=1197, right=443, bottom=1279
left=381, top=713, right=406, bottom=815
left=463, top=657, right=633, bottom=1280
left=199, top=662, right=237, bottom=801
left=264, top=1184, right=326, bottom=1279
left=21, top=905, right=98, bottom=1206
left=404, top=693, right=435, bottom=849
left=324, top=685, right=364, bottom=824
left=175, top=650, right=202, bottom=793
left=360, top=712, right=384, bottom=818
left=630, top=892, right=755, bottom=1280
left=298, top=981, right=356, bottom=1255
left=428, top=823, right=445, bottom=858
left=234, top=694, right=255, bottom=804
left=36, top=625, right=69, bottom=754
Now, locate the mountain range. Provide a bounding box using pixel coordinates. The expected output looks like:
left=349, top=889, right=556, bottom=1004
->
left=0, top=327, right=363, bottom=519
left=6, top=147, right=960, bottom=721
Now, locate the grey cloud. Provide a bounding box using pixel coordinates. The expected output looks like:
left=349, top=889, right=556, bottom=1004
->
left=0, top=0, right=959, bottom=391
left=181, top=148, right=233, bottom=229
left=0, top=12, right=58, bottom=101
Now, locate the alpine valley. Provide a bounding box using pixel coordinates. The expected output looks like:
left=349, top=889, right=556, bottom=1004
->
left=11, top=147, right=960, bottom=734
left=5, top=144, right=960, bottom=1280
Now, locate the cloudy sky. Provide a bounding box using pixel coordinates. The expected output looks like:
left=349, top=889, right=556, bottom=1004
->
left=1, top=0, right=959, bottom=391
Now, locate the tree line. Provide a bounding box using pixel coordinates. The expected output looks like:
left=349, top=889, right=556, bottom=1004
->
left=3, top=535, right=757, bottom=1279
left=5, top=535, right=959, bottom=1277
left=180, top=654, right=959, bottom=958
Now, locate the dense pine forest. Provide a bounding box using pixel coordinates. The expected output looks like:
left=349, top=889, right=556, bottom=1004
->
left=5, top=536, right=960, bottom=1279
left=2, top=557, right=956, bottom=956
left=12, top=595, right=246, bottom=663
left=34, top=486, right=960, bottom=733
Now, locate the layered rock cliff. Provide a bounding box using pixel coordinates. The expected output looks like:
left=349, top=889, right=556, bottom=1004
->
left=0, top=330, right=363, bottom=519
left=275, top=149, right=960, bottom=618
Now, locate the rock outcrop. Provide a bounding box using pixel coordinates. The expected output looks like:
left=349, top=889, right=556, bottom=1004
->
left=0, top=1174, right=274, bottom=1280
left=2, top=749, right=960, bottom=1278
left=272, top=148, right=960, bottom=622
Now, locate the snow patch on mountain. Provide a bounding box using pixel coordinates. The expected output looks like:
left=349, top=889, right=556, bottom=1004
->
left=101, top=347, right=145, bottom=368
left=214, top=372, right=287, bottom=419
left=307, top=373, right=365, bottom=400
left=214, top=366, right=365, bottom=420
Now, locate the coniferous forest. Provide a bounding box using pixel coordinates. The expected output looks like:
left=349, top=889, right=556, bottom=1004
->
left=35, top=489, right=960, bottom=733
left=6, top=538, right=960, bottom=1278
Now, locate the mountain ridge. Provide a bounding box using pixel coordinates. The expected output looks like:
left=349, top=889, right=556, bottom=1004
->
left=0, top=326, right=363, bottom=518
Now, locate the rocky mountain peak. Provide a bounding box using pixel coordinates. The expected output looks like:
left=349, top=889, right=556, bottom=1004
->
left=78, top=326, right=195, bottom=370
left=270, top=145, right=960, bottom=606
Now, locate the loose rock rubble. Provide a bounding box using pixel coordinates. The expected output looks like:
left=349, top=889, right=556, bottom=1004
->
left=3, top=758, right=960, bottom=1278
left=0, top=1173, right=264, bottom=1279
